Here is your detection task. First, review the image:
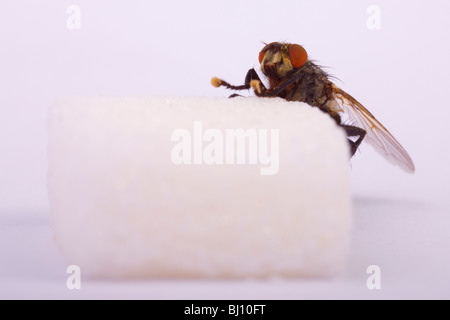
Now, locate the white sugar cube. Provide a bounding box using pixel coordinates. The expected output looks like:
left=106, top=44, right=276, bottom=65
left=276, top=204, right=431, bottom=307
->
left=48, top=96, right=352, bottom=278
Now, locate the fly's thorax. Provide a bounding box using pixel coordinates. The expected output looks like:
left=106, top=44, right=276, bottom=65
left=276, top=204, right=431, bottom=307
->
left=279, top=61, right=334, bottom=109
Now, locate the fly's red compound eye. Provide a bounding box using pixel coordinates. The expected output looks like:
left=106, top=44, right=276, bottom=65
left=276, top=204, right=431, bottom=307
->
left=258, top=49, right=266, bottom=64
left=258, top=42, right=276, bottom=64
left=289, top=44, right=308, bottom=68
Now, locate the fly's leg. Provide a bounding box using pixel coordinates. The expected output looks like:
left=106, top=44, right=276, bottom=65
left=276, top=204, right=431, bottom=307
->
left=341, top=124, right=366, bottom=157
left=211, top=68, right=268, bottom=97
left=245, top=69, right=268, bottom=97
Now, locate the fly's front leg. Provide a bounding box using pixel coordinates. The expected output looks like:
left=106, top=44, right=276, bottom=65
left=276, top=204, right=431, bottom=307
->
left=211, top=68, right=268, bottom=97
left=341, top=124, right=366, bottom=157
left=245, top=69, right=268, bottom=97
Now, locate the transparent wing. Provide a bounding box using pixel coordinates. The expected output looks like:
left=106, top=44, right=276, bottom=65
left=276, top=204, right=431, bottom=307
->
left=332, top=85, right=415, bottom=173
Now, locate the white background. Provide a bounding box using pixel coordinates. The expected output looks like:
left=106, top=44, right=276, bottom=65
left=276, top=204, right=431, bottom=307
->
left=1, top=0, right=450, bottom=299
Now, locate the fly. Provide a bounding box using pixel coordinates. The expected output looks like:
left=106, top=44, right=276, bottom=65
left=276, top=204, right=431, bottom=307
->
left=211, top=42, right=415, bottom=173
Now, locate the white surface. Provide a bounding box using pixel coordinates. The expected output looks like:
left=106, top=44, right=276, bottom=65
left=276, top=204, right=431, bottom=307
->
left=48, top=97, right=351, bottom=278
left=1, top=198, right=449, bottom=299
left=1, top=0, right=450, bottom=299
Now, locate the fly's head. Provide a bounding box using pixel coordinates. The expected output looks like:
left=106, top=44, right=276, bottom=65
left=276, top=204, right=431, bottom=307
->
left=258, top=42, right=308, bottom=82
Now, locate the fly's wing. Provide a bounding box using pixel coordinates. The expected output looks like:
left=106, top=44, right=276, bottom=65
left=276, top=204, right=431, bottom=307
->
left=333, top=85, right=415, bottom=173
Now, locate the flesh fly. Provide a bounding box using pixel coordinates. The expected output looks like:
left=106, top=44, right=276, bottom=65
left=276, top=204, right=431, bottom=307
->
left=211, top=42, right=414, bottom=173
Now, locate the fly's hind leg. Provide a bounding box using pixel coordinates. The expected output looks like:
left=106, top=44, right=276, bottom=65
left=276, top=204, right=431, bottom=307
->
left=341, top=124, right=366, bottom=157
